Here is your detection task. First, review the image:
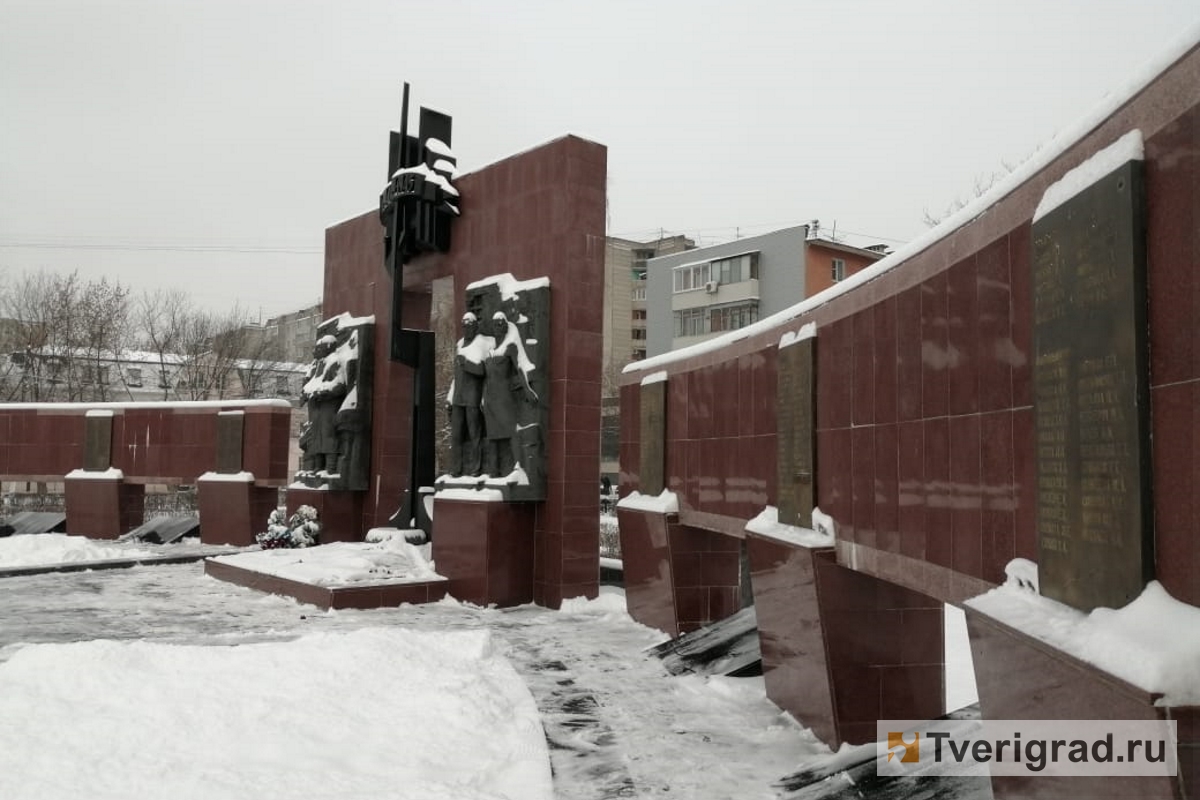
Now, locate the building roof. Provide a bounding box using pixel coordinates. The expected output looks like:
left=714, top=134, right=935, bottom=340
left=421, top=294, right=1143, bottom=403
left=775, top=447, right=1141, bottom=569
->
left=804, top=236, right=890, bottom=260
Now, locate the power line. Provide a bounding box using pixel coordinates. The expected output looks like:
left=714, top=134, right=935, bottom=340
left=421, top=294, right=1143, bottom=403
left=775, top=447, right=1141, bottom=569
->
left=0, top=239, right=321, bottom=255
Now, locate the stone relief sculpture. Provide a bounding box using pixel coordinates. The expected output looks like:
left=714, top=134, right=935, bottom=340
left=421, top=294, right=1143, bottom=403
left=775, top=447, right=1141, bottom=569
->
left=297, top=313, right=375, bottom=491
left=439, top=274, right=549, bottom=502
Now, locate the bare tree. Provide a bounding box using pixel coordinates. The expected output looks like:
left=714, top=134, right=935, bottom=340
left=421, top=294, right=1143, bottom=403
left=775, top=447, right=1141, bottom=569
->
left=137, top=289, right=190, bottom=400
left=173, top=304, right=262, bottom=400
left=922, top=160, right=1020, bottom=228
left=233, top=322, right=286, bottom=399
left=3, top=273, right=302, bottom=404
left=0, top=270, right=64, bottom=401
left=75, top=276, right=131, bottom=402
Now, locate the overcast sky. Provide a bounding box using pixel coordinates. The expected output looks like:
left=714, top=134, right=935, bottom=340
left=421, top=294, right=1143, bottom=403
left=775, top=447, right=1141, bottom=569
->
left=2, top=0, right=1198, bottom=320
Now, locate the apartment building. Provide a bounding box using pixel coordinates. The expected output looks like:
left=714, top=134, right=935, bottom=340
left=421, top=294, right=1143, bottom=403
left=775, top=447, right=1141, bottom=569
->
left=601, top=234, right=694, bottom=476
left=645, top=223, right=887, bottom=357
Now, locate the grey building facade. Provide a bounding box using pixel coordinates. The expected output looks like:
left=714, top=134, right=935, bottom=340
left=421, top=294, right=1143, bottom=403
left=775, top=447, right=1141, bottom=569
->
left=645, top=225, right=808, bottom=357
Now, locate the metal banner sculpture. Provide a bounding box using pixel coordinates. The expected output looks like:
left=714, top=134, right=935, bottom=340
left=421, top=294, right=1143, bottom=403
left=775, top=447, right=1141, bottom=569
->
left=379, top=83, right=459, bottom=535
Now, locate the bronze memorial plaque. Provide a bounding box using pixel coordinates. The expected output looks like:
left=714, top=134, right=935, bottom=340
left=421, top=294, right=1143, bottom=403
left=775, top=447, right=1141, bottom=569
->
left=83, top=413, right=113, bottom=472
left=777, top=337, right=816, bottom=528
left=215, top=412, right=245, bottom=474
left=1031, top=158, right=1152, bottom=612
left=639, top=379, right=667, bottom=497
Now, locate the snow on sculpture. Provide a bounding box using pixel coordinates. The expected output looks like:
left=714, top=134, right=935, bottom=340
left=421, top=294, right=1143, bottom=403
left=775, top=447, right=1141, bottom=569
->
left=297, top=313, right=375, bottom=491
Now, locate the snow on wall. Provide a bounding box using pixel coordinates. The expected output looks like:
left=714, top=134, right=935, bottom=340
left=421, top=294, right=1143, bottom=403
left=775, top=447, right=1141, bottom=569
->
left=1033, top=130, right=1144, bottom=222
left=745, top=505, right=834, bottom=548
left=778, top=323, right=817, bottom=350
left=466, top=272, right=551, bottom=301
left=967, top=577, right=1200, bottom=705
left=616, top=489, right=680, bottom=514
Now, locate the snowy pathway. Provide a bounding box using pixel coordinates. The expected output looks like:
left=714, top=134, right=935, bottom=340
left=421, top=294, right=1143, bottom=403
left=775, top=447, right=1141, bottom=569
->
left=0, top=564, right=824, bottom=799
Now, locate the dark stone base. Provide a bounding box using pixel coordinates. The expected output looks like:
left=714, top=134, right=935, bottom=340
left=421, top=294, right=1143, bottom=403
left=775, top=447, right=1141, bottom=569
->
left=431, top=498, right=535, bottom=607
left=204, top=558, right=447, bottom=610
left=748, top=533, right=945, bottom=748
left=196, top=479, right=279, bottom=547
left=64, top=476, right=145, bottom=539
left=615, top=507, right=743, bottom=637
left=966, top=607, right=1196, bottom=800
left=285, top=488, right=364, bottom=544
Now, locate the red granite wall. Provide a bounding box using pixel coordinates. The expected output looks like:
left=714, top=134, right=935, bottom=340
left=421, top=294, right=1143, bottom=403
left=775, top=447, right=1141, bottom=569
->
left=322, top=135, right=607, bottom=608
left=621, top=41, right=1200, bottom=609
left=0, top=402, right=292, bottom=485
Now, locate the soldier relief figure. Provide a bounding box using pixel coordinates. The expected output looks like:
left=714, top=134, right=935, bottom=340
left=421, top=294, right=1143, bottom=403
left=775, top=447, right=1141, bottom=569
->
left=482, top=311, right=538, bottom=477
left=446, top=312, right=493, bottom=477
left=299, top=333, right=348, bottom=476
left=297, top=315, right=372, bottom=490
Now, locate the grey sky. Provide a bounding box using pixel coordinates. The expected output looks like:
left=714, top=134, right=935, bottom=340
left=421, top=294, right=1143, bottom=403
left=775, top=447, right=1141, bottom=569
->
left=2, top=0, right=1197, bottom=319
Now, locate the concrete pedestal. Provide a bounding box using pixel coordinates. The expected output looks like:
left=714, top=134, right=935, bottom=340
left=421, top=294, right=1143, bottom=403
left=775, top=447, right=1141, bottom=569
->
left=431, top=498, right=535, bottom=607
left=64, top=473, right=145, bottom=539
left=197, top=476, right=279, bottom=546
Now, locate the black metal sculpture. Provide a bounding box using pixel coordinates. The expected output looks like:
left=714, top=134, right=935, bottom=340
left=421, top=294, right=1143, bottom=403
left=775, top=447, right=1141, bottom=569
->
left=379, top=83, right=458, bottom=536
left=379, top=83, right=458, bottom=278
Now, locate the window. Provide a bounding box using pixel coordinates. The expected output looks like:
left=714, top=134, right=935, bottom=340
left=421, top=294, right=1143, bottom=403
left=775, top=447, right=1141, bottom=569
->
left=631, top=329, right=646, bottom=340
left=275, top=375, right=291, bottom=395
left=709, top=302, right=760, bottom=333
left=711, top=253, right=759, bottom=284
left=158, top=369, right=171, bottom=389
left=631, top=348, right=646, bottom=361
left=632, top=287, right=646, bottom=300
left=125, top=367, right=143, bottom=387
left=673, top=303, right=759, bottom=337
left=672, top=262, right=710, bottom=293
left=832, top=258, right=846, bottom=282
left=672, top=308, right=707, bottom=337
left=631, top=309, right=647, bottom=321
left=674, top=253, right=760, bottom=292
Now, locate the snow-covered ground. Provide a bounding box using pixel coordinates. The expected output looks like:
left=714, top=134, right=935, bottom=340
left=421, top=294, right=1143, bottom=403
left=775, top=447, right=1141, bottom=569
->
left=0, top=538, right=834, bottom=800
left=0, top=531, right=196, bottom=569
left=0, top=627, right=552, bottom=800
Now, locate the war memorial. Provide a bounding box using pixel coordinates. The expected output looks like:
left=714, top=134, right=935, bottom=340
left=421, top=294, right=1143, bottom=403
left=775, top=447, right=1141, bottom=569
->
left=0, top=35, right=1198, bottom=800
